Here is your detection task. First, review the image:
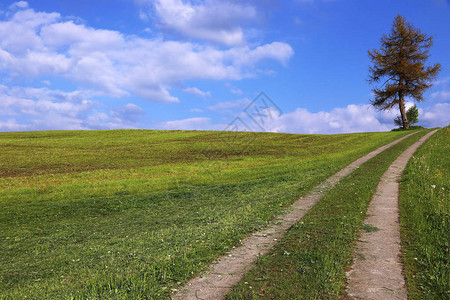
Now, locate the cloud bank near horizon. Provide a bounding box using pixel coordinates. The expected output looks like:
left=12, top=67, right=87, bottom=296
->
left=162, top=102, right=450, bottom=134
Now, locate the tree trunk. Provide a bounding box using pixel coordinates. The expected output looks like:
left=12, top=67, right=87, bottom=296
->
left=398, top=91, right=409, bottom=129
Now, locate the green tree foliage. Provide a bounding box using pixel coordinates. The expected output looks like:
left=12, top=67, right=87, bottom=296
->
left=394, top=104, right=419, bottom=127
left=368, top=15, right=440, bottom=129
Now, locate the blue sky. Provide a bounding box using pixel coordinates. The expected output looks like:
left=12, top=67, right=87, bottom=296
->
left=1, top=0, right=449, bottom=133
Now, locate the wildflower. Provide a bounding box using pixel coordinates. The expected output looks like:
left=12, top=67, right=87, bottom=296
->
left=431, top=185, right=436, bottom=189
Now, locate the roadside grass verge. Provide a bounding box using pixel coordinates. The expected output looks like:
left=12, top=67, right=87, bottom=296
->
left=399, top=127, right=449, bottom=299
left=0, top=129, right=412, bottom=299
left=226, top=130, right=430, bottom=299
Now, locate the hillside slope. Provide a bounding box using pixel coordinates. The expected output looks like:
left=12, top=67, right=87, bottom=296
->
left=0, top=129, right=412, bottom=299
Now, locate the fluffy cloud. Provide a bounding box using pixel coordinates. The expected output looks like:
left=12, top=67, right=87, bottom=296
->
left=0, top=3, right=293, bottom=103
left=0, top=85, right=146, bottom=131
left=420, top=103, right=450, bottom=128
left=162, top=102, right=450, bottom=134
left=263, top=105, right=396, bottom=134
left=226, top=42, right=294, bottom=67
left=182, top=87, right=211, bottom=97
left=260, top=102, right=449, bottom=134
left=431, top=77, right=450, bottom=102
left=207, top=98, right=251, bottom=112
left=143, top=0, right=257, bottom=45
left=112, top=103, right=146, bottom=124
left=9, top=1, right=28, bottom=9
left=0, top=118, right=28, bottom=131
left=431, top=90, right=450, bottom=102
left=162, top=117, right=225, bottom=130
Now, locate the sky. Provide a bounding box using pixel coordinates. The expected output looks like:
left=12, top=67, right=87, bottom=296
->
left=0, top=0, right=449, bottom=134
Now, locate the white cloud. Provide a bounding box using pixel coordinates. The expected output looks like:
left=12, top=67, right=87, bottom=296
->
left=0, top=118, right=28, bottom=131
left=0, top=85, right=146, bottom=131
left=149, top=0, right=257, bottom=45
left=183, top=87, right=211, bottom=97
left=112, top=103, right=146, bottom=124
left=9, top=1, right=28, bottom=9
left=226, top=42, right=294, bottom=67
left=431, top=90, right=450, bottom=102
left=434, top=76, right=450, bottom=86
left=224, top=82, right=243, bottom=95
left=262, top=103, right=450, bottom=133
left=207, top=98, right=251, bottom=112
left=0, top=5, right=293, bottom=103
left=162, top=102, right=450, bottom=134
left=230, top=88, right=243, bottom=95
left=162, top=117, right=224, bottom=130
left=431, top=77, right=450, bottom=104
left=263, top=104, right=395, bottom=134
left=420, top=103, right=450, bottom=128
left=40, top=21, right=125, bottom=51
left=0, top=9, right=59, bottom=55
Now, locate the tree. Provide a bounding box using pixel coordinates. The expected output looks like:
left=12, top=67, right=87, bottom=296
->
left=394, top=104, right=419, bottom=127
left=368, top=15, right=440, bottom=129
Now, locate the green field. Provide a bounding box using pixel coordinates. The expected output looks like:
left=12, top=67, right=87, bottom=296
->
left=399, top=128, right=449, bottom=299
left=0, top=129, right=415, bottom=299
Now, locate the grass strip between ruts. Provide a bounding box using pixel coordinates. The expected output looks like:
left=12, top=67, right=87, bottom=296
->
left=399, top=127, right=449, bottom=299
left=226, top=130, right=430, bottom=299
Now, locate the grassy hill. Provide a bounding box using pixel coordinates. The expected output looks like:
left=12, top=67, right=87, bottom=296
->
left=0, top=129, right=413, bottom=299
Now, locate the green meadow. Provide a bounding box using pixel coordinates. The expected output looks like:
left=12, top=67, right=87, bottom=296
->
left=0, top=129, right=414, bottom=299
left=399, top=128, right=449, bottom=299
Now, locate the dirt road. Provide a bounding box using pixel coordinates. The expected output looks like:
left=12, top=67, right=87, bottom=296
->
left=345, top=129, right=438, bottom=300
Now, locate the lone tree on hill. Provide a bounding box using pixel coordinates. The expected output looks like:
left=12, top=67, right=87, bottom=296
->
left=368, top=14, right=440, bottom=129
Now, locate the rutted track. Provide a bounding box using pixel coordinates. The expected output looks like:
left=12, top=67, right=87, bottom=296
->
left=173, top=132, right=419, bottom=300
left=345, top=129, right=438, bottom=300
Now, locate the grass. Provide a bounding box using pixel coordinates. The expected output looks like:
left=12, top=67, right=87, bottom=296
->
left=0, top=129, right=413, bottom=299
left=226, top=129, right=430, bottom=299
left=399, top=127, right=449, bottom=299
left=361, top=223, right=379, bottom=233
left=392, top=125, right=425, bottom=131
